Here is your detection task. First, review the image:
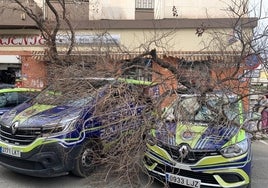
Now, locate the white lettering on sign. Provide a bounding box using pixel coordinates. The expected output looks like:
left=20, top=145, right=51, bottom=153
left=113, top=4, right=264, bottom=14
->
left=0, top=35, right=46, bottom=46
left=0, top=34, right=120, bottom=46
left=56, top=34, right=120, bottom=45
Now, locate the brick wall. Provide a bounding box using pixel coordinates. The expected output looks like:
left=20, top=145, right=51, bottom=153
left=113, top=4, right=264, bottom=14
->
left=20, top=55, right=47, bottom=89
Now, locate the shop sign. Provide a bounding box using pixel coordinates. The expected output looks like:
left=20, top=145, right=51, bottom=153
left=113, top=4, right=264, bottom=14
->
left=56, top=34, right=120, bottom=45
left=0, top=34, right=120, bottom=46
left=243, top=69, right=260, bottom=78
left=0, top=35, right=45, bottom=46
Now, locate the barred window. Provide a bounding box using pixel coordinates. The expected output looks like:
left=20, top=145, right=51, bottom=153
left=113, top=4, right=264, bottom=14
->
left=135, top=0, right=154, bottom=9
left=122, top=58, right=152, bottom=82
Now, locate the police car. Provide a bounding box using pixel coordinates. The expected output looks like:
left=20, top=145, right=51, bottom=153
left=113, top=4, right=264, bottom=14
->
left=0, top=78, right=155, bottom=177
left=144, top=93, right=252, bottom=188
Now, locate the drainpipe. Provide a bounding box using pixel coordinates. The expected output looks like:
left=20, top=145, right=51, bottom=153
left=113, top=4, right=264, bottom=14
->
left=43, top=0, right=46, bottom=20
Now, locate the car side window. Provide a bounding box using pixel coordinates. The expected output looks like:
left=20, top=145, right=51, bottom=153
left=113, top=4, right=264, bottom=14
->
left=0, top=93, right=7, bottom=107
left=5, top=92, right=19, bottom=107
left=17, top=92, right=35, bottom=103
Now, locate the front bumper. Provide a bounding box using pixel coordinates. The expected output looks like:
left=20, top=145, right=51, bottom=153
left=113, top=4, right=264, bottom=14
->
left=144, top=144, right=252, bottom=188
left=0, top=140, right=82, bottom=177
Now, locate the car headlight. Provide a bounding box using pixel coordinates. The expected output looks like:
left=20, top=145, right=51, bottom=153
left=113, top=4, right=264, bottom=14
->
left=220, top=139, right=249, bottom=158
left=41, top=112, right=81, bottom=137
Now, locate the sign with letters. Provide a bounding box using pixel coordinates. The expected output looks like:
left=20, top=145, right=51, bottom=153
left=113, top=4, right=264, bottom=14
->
left=0, top=34, right=120, bottom=46
left=0, top=35, right=45, bottom=46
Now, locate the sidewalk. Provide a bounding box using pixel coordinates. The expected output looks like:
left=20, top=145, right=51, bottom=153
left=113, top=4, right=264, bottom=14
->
left=248, top=123, right=268, bottom=140
left=254, top=132, right=268, bottom=140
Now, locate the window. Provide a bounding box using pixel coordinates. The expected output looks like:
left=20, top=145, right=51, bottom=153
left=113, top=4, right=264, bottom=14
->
left=122, top=58, right=152, bottom=82
left=0, top=91, right=40, bottom=108
left=135, top=0, right=154, bottom=9
left=0, top=92, right=18, bottom=108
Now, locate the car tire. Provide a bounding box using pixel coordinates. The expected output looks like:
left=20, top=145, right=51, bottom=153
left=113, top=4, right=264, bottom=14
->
left=72, top=140, right=102, bottom=177
left=257, top=119, right=262, bottom=132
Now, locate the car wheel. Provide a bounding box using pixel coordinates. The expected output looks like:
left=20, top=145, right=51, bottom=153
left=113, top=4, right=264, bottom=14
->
left=72, top=140, right=102, bottom=177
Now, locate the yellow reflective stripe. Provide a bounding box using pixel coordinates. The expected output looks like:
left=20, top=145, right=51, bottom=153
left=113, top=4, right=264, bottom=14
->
left=118, top=78, right=154, bottom=86
left=146, top=144, right=173, bottom=161
left=13, top=104, right=55, bottom=124
left=0, top=126, right=105, bottom=153
left=151, top=129, right=156, bottom=137
left=0, top=137, right=57, bottom=152
left=144, top=151, right=165, bottom=166
left=238, top=101, right=244, bottom=124
left=196, top=152, right=248, bottom=166
left=0, top=88, right=40, bottom=93
left=223, top=130, right=246, bottom=147
left=212, top=169, right=249, bottom=187
left=175, top=124, right=207, bottom=148
left=143, top=160, right=158, bottom=171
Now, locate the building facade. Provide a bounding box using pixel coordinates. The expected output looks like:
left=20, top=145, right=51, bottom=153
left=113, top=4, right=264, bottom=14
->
left=0, top=1, right=45, bottom=88
left=34, top=0, right=242, bottom=20
left=0, top=0, right=258, bottom=100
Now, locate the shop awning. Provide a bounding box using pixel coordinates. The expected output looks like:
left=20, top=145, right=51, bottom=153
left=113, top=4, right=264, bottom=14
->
left=31, top=50, right=239, bottom=62
left=0, top=55, right=21, bottom=64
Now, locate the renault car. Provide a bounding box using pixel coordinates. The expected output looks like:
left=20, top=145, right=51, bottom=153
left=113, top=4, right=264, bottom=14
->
left=0, top=78, right=155, bottom=177
left=144, top=93, right=252, bottom=188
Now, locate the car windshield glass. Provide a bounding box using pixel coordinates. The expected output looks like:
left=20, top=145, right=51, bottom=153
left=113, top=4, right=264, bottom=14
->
left=0, top=91, right=39, bottom=108
left=166, top=94, right=241, bottom=124
left=0, top=93, right=7, bottom=107
left=33, top=79, right=113, bottom=106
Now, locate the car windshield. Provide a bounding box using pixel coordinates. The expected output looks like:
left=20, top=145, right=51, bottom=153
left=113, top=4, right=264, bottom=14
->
left=32, top=79, right=113, bottom=106
left=0, top=91, right=39, bottom=108
left=165, top=94, right=242, bottom=125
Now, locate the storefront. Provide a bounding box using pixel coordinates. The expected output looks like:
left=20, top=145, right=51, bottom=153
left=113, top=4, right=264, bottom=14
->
left=0, top=55, right=21, bottom=85
left=0, top=34, right=47, bottom=89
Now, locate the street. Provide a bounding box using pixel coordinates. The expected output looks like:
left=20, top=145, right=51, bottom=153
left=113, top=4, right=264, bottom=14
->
left=251, top=139, right=268, bottom=188
left=0, top=140, right=267, bottom=188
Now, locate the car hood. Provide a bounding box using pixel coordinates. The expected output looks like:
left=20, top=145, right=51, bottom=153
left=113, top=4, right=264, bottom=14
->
left=0, top=102, right=83, bottom=127
left=0, top=107, right=13, bottom=116
left=154, top=122, right=245, bottom=151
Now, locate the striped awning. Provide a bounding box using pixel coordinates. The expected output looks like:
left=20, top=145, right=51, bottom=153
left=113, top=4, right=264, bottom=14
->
left=32, top=50, right=48, bottom=61
left=31, top=50, right=239, bottom=62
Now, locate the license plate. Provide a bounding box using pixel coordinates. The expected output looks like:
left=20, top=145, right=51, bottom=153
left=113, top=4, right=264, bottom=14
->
left=166, top=173, right=201, bottom=188
left=0, top=147, right=21, bottom=157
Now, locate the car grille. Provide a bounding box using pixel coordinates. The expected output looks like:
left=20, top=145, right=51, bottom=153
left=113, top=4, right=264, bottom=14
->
left=0, top=124, right=41, bottom=145
left=160, top=144, right=220, bottom=164
left=0, top=124, right=62, bottom=145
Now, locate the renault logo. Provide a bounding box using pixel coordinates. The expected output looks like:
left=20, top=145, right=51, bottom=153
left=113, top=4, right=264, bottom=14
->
left=11, top=121, right=19, bottom=135
left=179, top=145, right=189, bottom=159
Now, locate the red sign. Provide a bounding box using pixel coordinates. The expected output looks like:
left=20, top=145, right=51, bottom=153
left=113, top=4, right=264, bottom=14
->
left=0, top=35, right=45, bottom=46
